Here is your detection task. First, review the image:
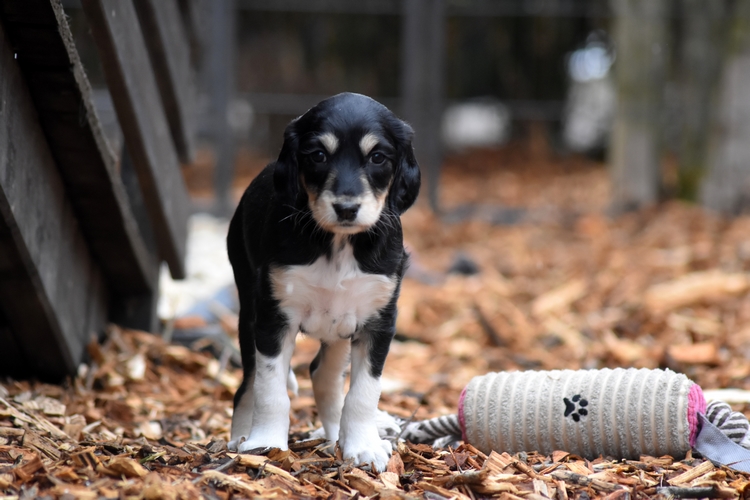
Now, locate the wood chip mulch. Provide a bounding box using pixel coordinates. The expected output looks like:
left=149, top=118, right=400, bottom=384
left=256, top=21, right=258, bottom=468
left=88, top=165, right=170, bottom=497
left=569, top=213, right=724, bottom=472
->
left=4, top=149, right=750, bottom=498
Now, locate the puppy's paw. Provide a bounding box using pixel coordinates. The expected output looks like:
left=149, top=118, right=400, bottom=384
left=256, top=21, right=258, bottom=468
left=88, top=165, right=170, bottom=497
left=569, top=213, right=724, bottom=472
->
left=227, top=437, right=243, bottom=452
left=340, top=430, right=393, bottom=472
left=309, top=426, right=327, bottom=440
left=308, top=426, right=339, bottom=456
left=233, top=435, right=289, bottom=453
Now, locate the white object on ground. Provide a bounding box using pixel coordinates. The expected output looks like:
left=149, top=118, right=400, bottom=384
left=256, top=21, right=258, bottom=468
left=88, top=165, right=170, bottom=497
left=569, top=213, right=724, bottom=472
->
left=158, top=214, right=234, bottom=320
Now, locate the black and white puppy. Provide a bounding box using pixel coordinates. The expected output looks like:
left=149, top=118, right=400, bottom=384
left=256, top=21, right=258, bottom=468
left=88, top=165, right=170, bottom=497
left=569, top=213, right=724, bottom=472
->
left=226, top=93, right=420, bottom=471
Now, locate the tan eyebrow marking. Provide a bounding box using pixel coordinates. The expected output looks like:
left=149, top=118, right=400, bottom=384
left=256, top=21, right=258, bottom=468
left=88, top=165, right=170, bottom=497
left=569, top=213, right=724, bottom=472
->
left=359, top=133, right=379, bottom=156
left=318, top=132, right=339, bottom=154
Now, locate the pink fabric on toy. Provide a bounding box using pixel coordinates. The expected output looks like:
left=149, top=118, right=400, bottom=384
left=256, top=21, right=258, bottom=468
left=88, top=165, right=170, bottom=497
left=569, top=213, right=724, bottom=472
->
left=458, top=385, right=468, bottom=442
left=687, top=383, right=706, bottom=447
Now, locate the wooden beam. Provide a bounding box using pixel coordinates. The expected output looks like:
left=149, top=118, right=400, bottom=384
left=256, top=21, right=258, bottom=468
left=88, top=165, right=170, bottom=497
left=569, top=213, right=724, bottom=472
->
left=176, top=0, right=206, bottom=68
left=0, top=0, right=160, bottom=298
left=0, top=18, right=108, bottom=380
left=81, top=0, right=190, bottom=279
left=134, top=0, right=197, bottom=164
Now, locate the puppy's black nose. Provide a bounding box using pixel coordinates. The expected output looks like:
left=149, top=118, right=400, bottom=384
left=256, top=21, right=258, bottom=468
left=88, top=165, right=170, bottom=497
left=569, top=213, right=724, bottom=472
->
left=333, top=202, right=360, bottom=221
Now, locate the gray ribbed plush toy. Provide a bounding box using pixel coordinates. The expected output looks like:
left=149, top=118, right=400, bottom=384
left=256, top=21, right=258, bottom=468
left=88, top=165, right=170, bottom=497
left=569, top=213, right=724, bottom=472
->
left=399, top=368, right=750, bottom=472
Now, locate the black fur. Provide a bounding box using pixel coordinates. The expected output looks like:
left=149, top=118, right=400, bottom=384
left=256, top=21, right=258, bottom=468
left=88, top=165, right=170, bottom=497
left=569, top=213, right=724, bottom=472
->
left=227, top=92, right=420, bottom=437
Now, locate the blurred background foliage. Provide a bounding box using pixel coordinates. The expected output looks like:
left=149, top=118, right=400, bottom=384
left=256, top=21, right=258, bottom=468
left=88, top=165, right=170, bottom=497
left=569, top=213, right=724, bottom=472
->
left=62, top=0, right=750, bottom=216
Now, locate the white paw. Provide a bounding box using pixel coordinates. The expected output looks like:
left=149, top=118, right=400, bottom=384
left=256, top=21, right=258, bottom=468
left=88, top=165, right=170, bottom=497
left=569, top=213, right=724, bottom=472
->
left=340, top=430, right=393, bottom=472
left=232, top=434, right=289, bottom=453
left=309, top=426, right=339, bottom=455
left=227, top=437, right=242, bottom=452
left=309, top=426, right=327, bottom=439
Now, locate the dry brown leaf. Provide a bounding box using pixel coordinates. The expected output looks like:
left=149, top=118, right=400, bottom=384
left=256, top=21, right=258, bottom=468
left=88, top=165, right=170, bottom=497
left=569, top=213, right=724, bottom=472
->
left=199, top=469, right=262, bottom=495
left=532, top=278, right=588, bottom=317
left=229, top=452, right=298, bottom=482
left=12, top=453, right=44, bottom=482
left=345, top=471, right=382, bottom=496
left=101, top=457, right=149, bottom=478
left=667, top=343, right=719, bottom=365
left=50, top=483, right=98, bottom=499
left=668, top=460, right=715, bottom=485
left=644, top=271, right=750, bottom=312
left=380, top=471, right=401, bottom=489
left=387, top=449, right=406, bottom=475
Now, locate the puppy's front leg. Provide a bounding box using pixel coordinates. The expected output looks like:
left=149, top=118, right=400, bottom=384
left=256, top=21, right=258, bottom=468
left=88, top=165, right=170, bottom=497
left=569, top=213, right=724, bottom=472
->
left=237, top=330, right=296, bottom=452
left=338, top=335, right=393, bottom=471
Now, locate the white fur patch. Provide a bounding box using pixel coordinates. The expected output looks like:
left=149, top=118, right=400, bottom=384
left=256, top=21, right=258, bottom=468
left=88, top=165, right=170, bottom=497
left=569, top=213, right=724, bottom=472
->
left=270, top=239, right=396, bottom=344
left=359, top=133, right=379, bottom=156
left=319, top=132, right=339, bottom=154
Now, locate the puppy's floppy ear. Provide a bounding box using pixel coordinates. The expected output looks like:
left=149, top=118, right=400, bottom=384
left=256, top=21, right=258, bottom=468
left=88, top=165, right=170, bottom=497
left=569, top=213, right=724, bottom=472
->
left=388, top=120, right=421, bottom=214
left=273, top=119, right=301, bottom=202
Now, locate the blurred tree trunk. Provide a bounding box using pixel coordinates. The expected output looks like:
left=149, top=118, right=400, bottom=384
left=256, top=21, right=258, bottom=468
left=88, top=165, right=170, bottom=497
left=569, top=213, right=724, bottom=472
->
left=677, top=0, right=728, bottom=201
left=608, top=0, right=669, bottom=212
left=700, top=2, right=750, bottom=214
left=401, top=0, right=445, bottom=213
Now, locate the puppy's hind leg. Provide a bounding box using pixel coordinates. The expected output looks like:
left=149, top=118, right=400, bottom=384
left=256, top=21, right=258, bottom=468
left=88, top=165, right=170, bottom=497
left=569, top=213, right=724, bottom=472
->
left=228, top=299, right=257, bottom=449
left=227, top=215, right=258, bottom=451
left=310, top=340, right=350, bottom=441
left=228, top=369, right=255, bottom=451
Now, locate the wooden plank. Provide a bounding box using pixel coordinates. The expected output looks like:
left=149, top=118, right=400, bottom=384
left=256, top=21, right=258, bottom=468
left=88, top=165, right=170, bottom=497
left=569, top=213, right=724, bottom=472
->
left=0, top=18, right=108, bottom=380
left=0, top=0, right=160, bottom=299
left=134, top=0, right=197, bottom=164
left=0, top=229, right=40, bottom=380
left=0, top=1, right=57, bottom=25
left=110, top=148, right=160, bottom=333
left=81, top=0, right=189, bottom=279
left=176, top=0, right=206, bottom=68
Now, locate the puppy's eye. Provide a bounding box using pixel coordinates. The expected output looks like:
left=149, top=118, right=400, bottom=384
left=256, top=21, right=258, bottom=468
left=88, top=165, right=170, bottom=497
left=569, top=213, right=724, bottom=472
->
left=370, top=152, right=386, bottom=165
left=310, top=151, right=327, bottom=164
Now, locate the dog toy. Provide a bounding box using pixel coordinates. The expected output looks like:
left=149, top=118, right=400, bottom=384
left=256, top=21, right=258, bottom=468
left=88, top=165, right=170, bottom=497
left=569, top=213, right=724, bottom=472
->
left=400, top=368, right=750, bottom=472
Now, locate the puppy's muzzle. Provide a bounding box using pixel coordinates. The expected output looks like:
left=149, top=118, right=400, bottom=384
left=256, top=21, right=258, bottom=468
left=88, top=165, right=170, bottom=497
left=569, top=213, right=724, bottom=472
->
left=333, top=202, right=360, bottom=222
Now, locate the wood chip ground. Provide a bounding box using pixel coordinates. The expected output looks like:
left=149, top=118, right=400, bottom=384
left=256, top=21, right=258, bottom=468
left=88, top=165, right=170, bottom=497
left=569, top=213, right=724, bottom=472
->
left=4, top=148, right=750, bottom=498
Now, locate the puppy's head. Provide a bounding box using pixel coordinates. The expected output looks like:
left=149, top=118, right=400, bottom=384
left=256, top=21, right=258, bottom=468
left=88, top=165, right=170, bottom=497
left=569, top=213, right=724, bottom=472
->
left=274, top=93, right=420, bottom=234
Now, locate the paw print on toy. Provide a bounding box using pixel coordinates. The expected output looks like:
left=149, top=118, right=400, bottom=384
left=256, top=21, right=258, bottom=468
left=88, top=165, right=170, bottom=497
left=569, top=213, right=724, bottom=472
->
left=563, top=394, right=589, bottom=422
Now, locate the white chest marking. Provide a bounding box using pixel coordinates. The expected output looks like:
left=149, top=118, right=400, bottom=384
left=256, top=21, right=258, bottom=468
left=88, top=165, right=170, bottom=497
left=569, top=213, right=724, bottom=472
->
left=270, top=239, right=397, bottom=342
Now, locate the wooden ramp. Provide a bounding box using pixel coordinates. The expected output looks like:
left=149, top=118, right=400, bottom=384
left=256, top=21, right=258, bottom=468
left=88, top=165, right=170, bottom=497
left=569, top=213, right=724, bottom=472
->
left=0, top=0, right=195, bottom=380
